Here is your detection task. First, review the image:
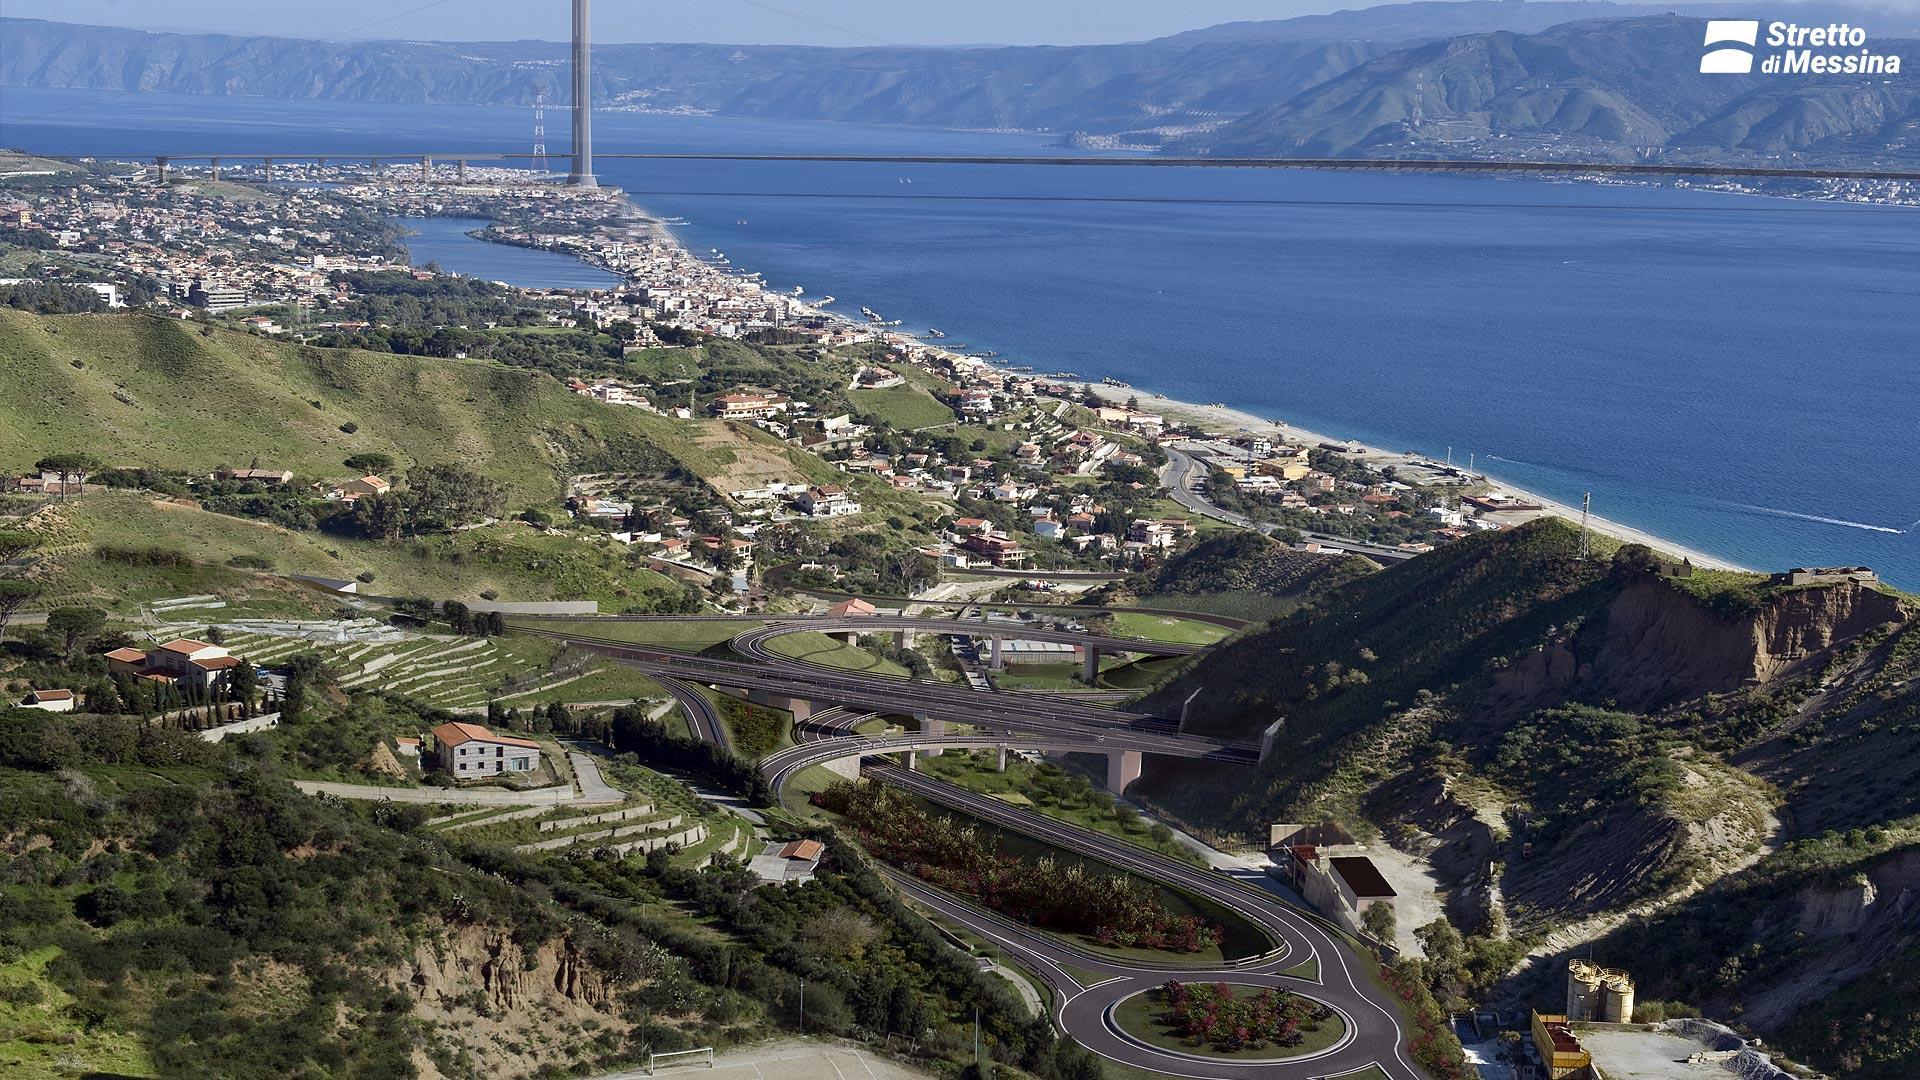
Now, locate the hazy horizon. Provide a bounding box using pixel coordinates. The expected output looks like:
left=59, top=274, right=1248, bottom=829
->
left=0, top=0, right=1660, bottom=47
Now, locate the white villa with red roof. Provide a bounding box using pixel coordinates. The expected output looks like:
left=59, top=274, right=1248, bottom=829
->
left=104, top=638, right=242, bottom=693
left=431, top=722, right=542, bottom=778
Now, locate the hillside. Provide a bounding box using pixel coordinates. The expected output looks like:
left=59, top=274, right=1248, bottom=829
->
left=0, top=310, right=825, bottom=503
left=1186, top=16, right=1920, bottom=163
left=1131, top=518, right=1918, bottom=1076
left=0, top=17, right=1387, bottom=142
left=0, top=694, right=1078, bottom=1080
left=1151, top=0, right=1920, bottom=45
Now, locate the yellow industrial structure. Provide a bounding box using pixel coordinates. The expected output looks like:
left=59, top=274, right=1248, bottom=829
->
left=1567, top=958, right=1636, bottom=1023
left=1530, top=1011, right=1595, bottom=1080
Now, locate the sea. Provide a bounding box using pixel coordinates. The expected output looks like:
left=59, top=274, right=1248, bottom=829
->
left=4, top=87, right=1917, bottom=587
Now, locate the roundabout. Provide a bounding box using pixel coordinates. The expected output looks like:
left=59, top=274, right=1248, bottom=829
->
left=1106, top=981, right=1353, bottom=1064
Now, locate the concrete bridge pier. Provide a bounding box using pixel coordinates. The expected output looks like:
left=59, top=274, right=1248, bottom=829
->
left=1081, top=646, right=1101, bottom=684
left=1106, top=749, right=1142, bottom=794
left=894, top=628, right=915, bottom=651
left=758, top=691, right=815, bottom=723
left=988, top=636, right=1005, bottom=671
left=831, top=630, right=860, bottom=645
left=915, top=712, right=944, bottom=758
left=995, top=745, right=1008, bottom=772
left=1259, top=717, right=1286, bottom=763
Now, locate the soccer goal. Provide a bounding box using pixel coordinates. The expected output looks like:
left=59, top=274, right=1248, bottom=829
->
left=646, top=1047, right=715, bottom=1075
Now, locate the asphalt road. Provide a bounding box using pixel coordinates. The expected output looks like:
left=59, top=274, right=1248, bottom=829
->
left=654, top=675, right=730, bottom=751
left=515, top=614, right=1416, bottom=1074
left=1161, top=445, right=1414, bottom=564
left=760, top=737, right=1422, bottom=1079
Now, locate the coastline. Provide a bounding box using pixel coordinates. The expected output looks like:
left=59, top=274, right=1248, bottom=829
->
left=594, top=188, right=1756, bottom=574
left=1071, top=382, right=1750, bottom=572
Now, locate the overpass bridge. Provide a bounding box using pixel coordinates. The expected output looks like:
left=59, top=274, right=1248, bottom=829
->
left=727, top=613, right=1207, bottom=681
left=517, top=625, right=1261, bottom=792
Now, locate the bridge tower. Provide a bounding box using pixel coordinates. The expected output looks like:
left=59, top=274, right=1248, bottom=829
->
left=568, top=0, right=597, bottom=187
left=532, top=86, right=551, bottom=179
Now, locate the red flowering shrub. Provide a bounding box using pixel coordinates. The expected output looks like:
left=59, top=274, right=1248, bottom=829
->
left=1153, top=981, right=1324, bottom=1052
left=819, top=780, right=1221, bottom=952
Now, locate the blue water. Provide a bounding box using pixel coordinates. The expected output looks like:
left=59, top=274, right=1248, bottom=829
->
left=4, top=87, right=1917, bottom=586
left=394, top=216, right=621, bottom=288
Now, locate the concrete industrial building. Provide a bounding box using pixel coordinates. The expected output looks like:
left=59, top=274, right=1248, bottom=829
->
left=1269, top=824, right=1398, bottom=938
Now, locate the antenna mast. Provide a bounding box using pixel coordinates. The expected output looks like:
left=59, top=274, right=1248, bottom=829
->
left=1580, top=492, right=1593, bottom=559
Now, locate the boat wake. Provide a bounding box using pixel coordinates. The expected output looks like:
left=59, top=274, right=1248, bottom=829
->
left=1727, top=502, right=1907, bottom=535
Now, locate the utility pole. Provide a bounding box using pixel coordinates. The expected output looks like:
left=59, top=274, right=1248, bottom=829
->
left=1580, top=492, right=1593, bottom=559
left=797, top=976, right=805, bottom=1032
left=1179, top=686, right=1202, bottom=732
left=973, top=1007, right=981, bottom=1071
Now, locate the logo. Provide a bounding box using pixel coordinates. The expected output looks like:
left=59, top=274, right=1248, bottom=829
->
left=1700, top=20, right=1903, bottom=75
left=1701, top=20, right=1760, bottom=73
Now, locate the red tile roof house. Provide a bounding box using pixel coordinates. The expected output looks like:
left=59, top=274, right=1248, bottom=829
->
left=431, top=722, right=542, bottom=778
left=106, top=638, right=241, bottom=693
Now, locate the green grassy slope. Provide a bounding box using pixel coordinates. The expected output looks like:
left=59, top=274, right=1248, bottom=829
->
left=848, top=382, right=956, bottom=431
left=28, top=492, right=687, bottom=611
left=0, top=311, right=818, bottom=501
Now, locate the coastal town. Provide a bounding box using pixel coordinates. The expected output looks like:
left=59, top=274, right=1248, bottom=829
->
left=0, top=156, right=1697, bottom=589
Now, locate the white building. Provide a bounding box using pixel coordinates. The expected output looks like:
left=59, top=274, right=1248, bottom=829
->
left=797, top=485, right=861, bottom=518
left=19, top=689, right=75, bottom=713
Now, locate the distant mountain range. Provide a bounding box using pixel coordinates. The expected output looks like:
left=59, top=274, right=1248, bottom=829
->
left=1183, top=16, right=1920, bottom=163
left=4, top=3, right=1918, bottom=165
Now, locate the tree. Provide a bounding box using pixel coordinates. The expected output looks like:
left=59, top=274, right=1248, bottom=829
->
left=44, top=606, right=106, bottom=660
left=405, top=463, right=506, bottom=531
left=34, top=453, right=99, bottom=500
left=1362, top=901, right=1397, bottom=943
left=0, top=579, right=42, bottom=641
left=0, top=528, right=41, bottom=564
left=353, top=491, right=409, bottom=543
left=344, top=452, right=395, bottom=475
left=229, top=659, right=259, bottom=716
left=443, top=600, right=472, bottom=635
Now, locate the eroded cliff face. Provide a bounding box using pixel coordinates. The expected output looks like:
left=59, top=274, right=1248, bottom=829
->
left=1738, top=848, right=1920, bottom=1028
left=391, top=924, right=628, bottom=1079
left=401, top=924, right=615, bottom=1014
left=1493, top=579, right=1908, bottom=713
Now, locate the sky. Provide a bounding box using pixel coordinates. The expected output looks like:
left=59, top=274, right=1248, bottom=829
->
left=1, top=0, right=1369, bottom=46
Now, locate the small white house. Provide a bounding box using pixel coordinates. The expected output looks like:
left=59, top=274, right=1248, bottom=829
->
left=19, top=689, right=75, bottom=713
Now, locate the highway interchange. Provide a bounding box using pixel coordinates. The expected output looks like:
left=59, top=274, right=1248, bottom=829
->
left=532, top=613, right=1425, bottom=1079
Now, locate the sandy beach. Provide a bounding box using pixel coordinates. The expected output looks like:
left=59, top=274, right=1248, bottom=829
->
left=1075, top=382, right=1750, bottom=572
